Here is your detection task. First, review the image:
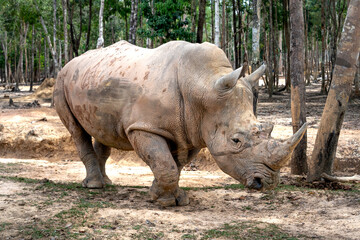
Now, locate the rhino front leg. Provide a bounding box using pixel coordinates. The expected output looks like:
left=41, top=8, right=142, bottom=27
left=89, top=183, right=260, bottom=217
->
left=128, top=131, right=189, bottom=207
left=94, top=140, right=112, bottom=185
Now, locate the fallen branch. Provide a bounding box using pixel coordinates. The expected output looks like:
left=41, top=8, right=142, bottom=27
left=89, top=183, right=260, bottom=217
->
left=322, top=173, right=360, bottom=182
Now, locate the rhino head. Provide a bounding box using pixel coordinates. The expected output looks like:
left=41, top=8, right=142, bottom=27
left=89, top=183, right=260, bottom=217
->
left=200, top=64, right=307, bottom=190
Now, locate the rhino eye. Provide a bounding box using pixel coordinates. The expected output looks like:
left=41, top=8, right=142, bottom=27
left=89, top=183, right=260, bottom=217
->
left=231, top=138, right=241, bottom=144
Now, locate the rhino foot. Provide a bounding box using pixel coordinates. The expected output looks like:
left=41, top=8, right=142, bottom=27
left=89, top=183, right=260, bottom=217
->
left=103, top=175, right=113, bottom=185
left=150, top=184, right=189, bottom=207
left=82, top=176, right=105, bottom=189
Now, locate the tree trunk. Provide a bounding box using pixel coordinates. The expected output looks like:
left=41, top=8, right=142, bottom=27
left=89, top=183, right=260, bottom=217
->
left=283, top=0, right=291, bottom=91
left=289, top=0, right=307, bottom=175
left=320, top=0, right=327, bottom=94
left=30, top=25, right=35, bottom=92
left=197, top=0, right=206, bottom=43
left=68, top=0, right=83, bottom=56
left=129, top=0, right=138, bottom=44
left=232, top=0, right=238, bottom=68
left=214, top=0, right=220, bottom=47
left=252, top=0, right=261, bottom=68
left=39, top=14, right=59, bottom=77
left=307, top=0, right=360, bottom=181
left=62, top=0, right=69, bottom=64
left=53, top=0, right=57, bottom=74
left=211, top=0, right=215, bottom=43
left=97, top=0, right=105, bottom=48
left=1, top=31, right=8, bottom=84
left=237, top=0, right=243, bottom=65
left=304, top=6, right=310, bottom=85
left=15, top=22, right=29, bottom=91
left=191, top=0, right=198, bottom=36
left=221, top=0, right=226, bottom=51
left=354, top=55, right=360, bottom=97
left=268, top=0, right=274, bottom=98
left=85, top=0, right=93, bottom=51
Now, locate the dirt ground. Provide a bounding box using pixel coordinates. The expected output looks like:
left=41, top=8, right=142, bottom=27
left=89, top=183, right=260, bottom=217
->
left=0, top=81, right=359, bottom=239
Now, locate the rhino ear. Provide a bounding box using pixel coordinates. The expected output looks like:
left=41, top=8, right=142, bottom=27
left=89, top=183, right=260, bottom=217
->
left=214, top=64, right=247, bottom=91
left=242, top=64, right=267, bottom=88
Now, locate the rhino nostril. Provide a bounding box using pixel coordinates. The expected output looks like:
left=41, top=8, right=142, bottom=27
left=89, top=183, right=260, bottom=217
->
left=249, top=177, right=262, bottom=190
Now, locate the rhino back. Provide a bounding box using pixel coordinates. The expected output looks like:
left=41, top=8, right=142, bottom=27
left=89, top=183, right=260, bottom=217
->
left=61, top=41, right=188, bottom=149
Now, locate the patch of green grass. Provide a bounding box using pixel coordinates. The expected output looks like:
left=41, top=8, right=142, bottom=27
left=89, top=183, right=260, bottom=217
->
left=201, top=221, right=301, bottom=240
left=0, top=222, right=11, bottom=232
left=131, top=225, right=164, bottom=240
left=182, top=233, right=197, bottom=239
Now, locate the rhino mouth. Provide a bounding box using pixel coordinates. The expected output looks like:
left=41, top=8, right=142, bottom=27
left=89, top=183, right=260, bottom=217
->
left=245, top=164, right=279, bottom=191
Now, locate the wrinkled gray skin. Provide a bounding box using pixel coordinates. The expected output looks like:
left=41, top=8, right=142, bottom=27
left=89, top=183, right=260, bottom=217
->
left=54, top=41, right=307, bottom=206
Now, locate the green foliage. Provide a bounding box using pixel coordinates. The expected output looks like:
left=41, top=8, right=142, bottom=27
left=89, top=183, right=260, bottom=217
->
left=138, top=0, right=194, bottom=43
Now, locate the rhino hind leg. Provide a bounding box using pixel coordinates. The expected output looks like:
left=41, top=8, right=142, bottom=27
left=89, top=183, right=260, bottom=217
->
left=93, top=140, right=112, bottom=185
left=54, top=77, right=105, bottom=189
left=128, top=130, right=189, bottom=207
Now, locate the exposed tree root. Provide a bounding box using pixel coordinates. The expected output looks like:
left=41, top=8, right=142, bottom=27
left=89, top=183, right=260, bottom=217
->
left=322, top=173, right=360, bottom=182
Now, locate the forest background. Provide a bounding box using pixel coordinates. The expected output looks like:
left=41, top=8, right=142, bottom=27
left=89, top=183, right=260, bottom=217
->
left=0, top=0, right=359, bottom=182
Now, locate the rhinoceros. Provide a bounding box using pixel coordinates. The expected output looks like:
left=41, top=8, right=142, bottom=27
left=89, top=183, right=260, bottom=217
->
left=54, top=40, right=307, bottom=206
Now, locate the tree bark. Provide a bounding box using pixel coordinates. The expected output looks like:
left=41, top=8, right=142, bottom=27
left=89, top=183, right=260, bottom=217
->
left=85, top=0, right=93, bottom=51
left=62, top=0, right=69, bottom=64
left=214, top=0, right=220, bottom=47
left=68, top=0, right=83, bottom=56
left=53, top=0, right=57, bottom=75
left=252, top=0, right=261, bottom=68
left=354, top=55, right=360, bottom=97
left=191, top=0, right=198, bottom=36
left=97, top=0, right=105, bottom=48
left=30, top=25, right=35, bottom=92
left=129, top=0, right=138, bottom=44
left=307, top=0, right=360, bottom=181
left=1, top=31, right=8, bottom=84
left=268, top=0, right=274, bottom=97
left=221, top=0, right=226, bottom=51
left=320, top=0, right=327, bottom=94
left=232, top=0, right=238, bottom=68
left=197, top=0, right=206, bottom=43
left=211, top=0, right=215, bottom=43
left=15, top=22, right=29, bottom=91
left=283, top=0, right=291, bottom=91
left=290, top=0, right=307, bottom=175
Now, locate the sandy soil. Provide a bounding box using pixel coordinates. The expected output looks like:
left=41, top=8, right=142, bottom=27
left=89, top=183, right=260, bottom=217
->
left=0, top=81, right=359, bottom=239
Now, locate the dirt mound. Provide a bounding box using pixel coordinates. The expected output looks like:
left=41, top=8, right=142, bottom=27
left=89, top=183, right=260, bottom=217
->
left=32, top=78, right=55, bottom=100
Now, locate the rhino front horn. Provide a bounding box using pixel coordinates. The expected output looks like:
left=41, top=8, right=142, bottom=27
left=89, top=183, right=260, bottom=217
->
left=214, top=64, right=247, bottom=91
left=267, top=123, right=308, bottom=170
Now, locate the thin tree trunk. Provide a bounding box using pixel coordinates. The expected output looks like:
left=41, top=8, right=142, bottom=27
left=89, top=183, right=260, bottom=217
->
left=191, top=0, right=198, bottom=36
left=53, top=0, right=58, bottom=77
left=283, top=0, right=291, bottom=91
left=30, top=25, right=35, bottom=91
left=129, top=0, right=138, bottom=44
left=85, top=0, right=93, bottom=51
left=221, top=0, right=226, bottom=51
left=268, top=0, right=274, bottom=97
left=197, top=0, right=206, bottom=43
left=97, top=0, right=105, bottom=48
left=304, top=7, right=310, bottom=85
left=354, top=55, right=360, bottom=97
left=320, top=0, right=327, bottom=94
left=62, top=0, right=69, bottom=64
left=1, top=31, right=8, bottom=84
left=307, top=0, right=360, bottom=181
left=237, top=0, right=243, bottom=65
left=252, top=0, right=261, bottom=69
left=289, top=0, right=307, bottom=175
left=214, top=0, right=220, bottom=47
left=15, top=22, right=29, bottom=91
left=232, top=0, right=238, bottom=68
left=211, top=0, right=215, bottom=43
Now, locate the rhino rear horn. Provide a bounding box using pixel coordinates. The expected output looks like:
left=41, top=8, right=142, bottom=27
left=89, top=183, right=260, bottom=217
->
left=243, top=64, right=267, bottom=88
left=214, top=64, right=247, bottom=91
